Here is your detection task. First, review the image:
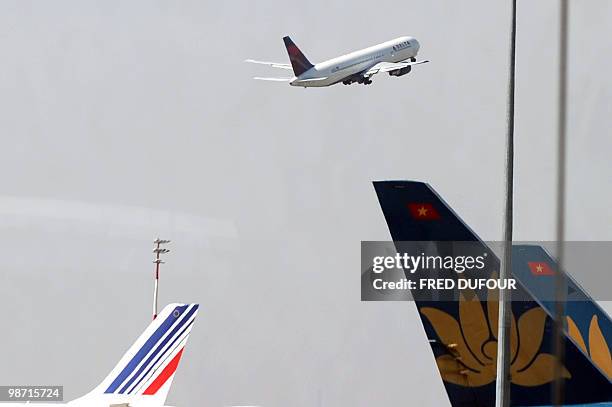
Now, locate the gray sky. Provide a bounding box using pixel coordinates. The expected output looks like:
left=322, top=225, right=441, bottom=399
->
left=0, top=1, right=610, bottom=406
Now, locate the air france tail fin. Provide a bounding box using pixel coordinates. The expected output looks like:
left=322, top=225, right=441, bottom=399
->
left=373, top=181, right=611, bottom=406
left=71, top=303, right=199, bottom=406
left=282, top=36, right=314, bottom=76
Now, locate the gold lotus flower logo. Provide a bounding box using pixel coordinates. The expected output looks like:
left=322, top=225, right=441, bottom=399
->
left=567, top=315, right=612, bottom=379
left=421, top=282, right=571, bottom=387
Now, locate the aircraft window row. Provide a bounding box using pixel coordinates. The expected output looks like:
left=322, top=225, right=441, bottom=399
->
left=332, top=52, right=384, bottom=72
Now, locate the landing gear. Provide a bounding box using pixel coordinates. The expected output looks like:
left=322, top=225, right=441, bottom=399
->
left=342, top=76, right=372, bottom=85
left=410, top=57, right=416, bottom=62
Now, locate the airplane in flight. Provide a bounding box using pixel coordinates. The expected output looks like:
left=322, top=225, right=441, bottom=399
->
left=373, top=180, right=612, bottom=406
left=246, top=36, right=428, bottom=87
left=3, top=303, right=199, bottom=407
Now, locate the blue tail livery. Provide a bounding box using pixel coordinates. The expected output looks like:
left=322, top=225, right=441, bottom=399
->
left=373, top=180, right=611, bottom=406
left=70, top=303, right=199, bottom=407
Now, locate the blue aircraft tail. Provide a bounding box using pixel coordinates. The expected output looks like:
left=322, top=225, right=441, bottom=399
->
left=373, top=180, right=611, bottom=406
left=282, top=36, right=314, bottom=76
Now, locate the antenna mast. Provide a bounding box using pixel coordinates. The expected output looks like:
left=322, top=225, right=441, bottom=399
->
left=152, top=238, right=171, bottom=320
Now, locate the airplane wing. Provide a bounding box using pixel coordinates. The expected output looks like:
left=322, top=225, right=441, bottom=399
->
left=253, top=77, right=292, bottom=82
left=364, top=59, right=429, bottom=76
left=245, top=59, right=293, bottom=70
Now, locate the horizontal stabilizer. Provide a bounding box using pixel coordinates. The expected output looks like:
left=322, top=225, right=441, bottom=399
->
left=253, top=77, right=292, bottom=82
left=245, top=59, right=292, bottom=70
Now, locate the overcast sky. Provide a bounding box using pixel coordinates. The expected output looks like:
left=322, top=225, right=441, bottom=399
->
left=0, top=1, right=610, bottom=406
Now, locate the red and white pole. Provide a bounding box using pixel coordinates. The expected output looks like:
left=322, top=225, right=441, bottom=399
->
left=152, top=239, right=171, bottom=320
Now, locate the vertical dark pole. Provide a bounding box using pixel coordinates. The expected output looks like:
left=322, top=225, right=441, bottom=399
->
left=553, top=0, right=568, bottom=405
left=496, top=1, right=516, bottom=406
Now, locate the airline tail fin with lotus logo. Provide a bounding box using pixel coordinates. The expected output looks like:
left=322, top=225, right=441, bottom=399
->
left=373, top=180, right=611, bottom=406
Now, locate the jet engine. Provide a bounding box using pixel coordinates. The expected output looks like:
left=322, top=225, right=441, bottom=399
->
left=388, top=66, right=411, bottom=77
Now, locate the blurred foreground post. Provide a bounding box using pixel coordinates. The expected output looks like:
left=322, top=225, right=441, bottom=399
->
left=496, top=0, right=517, bottom=406
left=553, top=0, right=569, bottom=405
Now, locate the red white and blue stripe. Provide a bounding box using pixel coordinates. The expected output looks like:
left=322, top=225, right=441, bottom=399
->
left=103, top=303, right=199, bottom=396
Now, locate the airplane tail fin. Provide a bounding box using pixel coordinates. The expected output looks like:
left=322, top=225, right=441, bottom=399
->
left=373, top=181, right=612, bottom=406
left=71, top=303, right=199, bottom=406
left=283, top=36, right=314, bottom=76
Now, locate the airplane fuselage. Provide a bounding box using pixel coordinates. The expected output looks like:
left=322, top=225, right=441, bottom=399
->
left=290, top=36, right=420, bottom=87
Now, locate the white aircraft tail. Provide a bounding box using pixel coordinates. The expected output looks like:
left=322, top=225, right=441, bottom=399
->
left=70, top=303, right=199, bottom=406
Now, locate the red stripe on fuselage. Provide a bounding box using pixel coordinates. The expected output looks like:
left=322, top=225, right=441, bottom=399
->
left=143, top=348, right=184, bottom=395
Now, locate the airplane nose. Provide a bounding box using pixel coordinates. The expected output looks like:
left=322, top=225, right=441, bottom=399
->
left=412, top=39, right=420, bottom=52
